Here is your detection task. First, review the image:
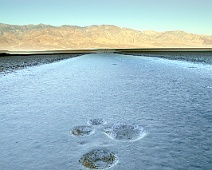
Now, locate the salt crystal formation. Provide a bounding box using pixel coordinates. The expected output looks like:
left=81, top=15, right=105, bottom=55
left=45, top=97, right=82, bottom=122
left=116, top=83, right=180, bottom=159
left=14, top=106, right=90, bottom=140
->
left=87, top=119, right=107, bottom=126
left=103, top=123, right=146, bottom=141
left=71, top=121, right=146, bottom=169
left=79, top=149, right=118, bottom=169
left=71, top=126, right=95, bottom=137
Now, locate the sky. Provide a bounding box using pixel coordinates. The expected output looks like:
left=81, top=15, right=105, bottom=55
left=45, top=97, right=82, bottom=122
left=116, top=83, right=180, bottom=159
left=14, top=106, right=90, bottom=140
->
left=0, top=0, right=212, bottom=35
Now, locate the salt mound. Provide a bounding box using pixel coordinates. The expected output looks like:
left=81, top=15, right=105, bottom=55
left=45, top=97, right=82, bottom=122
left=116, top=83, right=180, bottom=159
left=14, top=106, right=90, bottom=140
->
left=71, top=126, right=95, bottom=137
left=79, top=149, right=118, bottom=169
left=103, top=123, right=146, bottom=141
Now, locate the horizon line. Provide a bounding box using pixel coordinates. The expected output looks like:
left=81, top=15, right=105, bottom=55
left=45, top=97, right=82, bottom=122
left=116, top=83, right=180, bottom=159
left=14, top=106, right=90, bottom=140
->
left=1, top=48, right=212, bottom=55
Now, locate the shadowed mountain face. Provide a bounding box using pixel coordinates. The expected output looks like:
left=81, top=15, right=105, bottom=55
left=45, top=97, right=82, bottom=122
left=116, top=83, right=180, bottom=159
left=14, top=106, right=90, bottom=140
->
left=0, top=23, right=212, bottom=50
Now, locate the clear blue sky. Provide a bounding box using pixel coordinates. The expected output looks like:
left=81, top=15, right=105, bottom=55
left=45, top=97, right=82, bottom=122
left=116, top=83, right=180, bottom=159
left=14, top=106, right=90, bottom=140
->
left=0, top=0, right=212, bottom=34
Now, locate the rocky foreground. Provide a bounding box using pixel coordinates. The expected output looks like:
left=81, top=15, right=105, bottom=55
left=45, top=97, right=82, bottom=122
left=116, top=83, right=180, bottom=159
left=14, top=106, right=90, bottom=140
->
left=0, top=54, right=82, bottom=74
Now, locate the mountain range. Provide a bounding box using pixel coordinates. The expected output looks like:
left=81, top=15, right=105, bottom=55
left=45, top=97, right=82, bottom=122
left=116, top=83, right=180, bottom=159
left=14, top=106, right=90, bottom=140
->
left=0, top=23, right=212, bottom=51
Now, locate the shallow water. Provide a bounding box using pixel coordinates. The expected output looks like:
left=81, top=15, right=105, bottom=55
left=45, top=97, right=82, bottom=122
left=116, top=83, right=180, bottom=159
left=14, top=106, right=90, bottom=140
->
left=0, top=53, right=211, bottom=170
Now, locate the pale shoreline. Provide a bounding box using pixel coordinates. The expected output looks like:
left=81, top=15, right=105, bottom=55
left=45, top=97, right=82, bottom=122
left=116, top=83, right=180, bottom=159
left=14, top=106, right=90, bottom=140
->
left=1, top=49, right=211, bottom=74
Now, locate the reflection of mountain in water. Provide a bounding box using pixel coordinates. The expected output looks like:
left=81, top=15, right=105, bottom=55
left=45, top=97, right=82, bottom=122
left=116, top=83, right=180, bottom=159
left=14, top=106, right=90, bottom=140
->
left=0, top=23, right=212, bottom=50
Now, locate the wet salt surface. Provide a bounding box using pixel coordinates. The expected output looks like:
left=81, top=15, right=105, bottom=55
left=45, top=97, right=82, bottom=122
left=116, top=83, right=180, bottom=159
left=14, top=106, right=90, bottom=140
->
left=0, top=53, right=212, bottom=170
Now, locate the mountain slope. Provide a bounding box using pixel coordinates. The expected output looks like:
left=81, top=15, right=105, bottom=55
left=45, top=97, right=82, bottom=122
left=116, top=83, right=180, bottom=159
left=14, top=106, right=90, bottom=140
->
left=0, top=23, right=211, bottom=50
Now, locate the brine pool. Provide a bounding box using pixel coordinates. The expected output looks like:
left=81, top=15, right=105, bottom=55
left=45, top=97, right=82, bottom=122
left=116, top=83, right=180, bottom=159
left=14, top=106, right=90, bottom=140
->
left=0, top=53, right=212, bottom=170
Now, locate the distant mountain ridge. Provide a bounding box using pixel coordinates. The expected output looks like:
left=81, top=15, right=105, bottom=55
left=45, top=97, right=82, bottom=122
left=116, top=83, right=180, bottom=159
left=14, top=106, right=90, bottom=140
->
left=0, top=23, right=211, bottom=50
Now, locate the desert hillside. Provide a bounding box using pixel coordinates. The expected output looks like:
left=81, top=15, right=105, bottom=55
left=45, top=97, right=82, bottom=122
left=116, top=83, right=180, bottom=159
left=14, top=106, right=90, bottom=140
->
left=0, top=23, right=212, bottom=50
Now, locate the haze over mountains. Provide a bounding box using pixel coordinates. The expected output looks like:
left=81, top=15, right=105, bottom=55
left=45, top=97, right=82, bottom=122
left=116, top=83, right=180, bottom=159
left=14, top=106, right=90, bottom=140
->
left=0, top=23, right=212, bottom=51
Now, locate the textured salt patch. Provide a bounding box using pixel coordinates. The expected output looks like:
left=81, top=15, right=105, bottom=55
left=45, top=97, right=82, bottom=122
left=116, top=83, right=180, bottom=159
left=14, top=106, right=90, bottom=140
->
left=71, top=126, right=95, bottom=137
left=87, top=119, right=107, bottom=126
left=79, top=149, right=118, bottom=169
left=103, top=123, right=146, bottom=141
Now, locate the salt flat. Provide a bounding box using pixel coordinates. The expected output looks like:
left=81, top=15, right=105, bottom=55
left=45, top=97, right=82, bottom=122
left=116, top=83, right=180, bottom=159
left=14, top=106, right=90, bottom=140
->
left=0, top=54, right=211, bottom=170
